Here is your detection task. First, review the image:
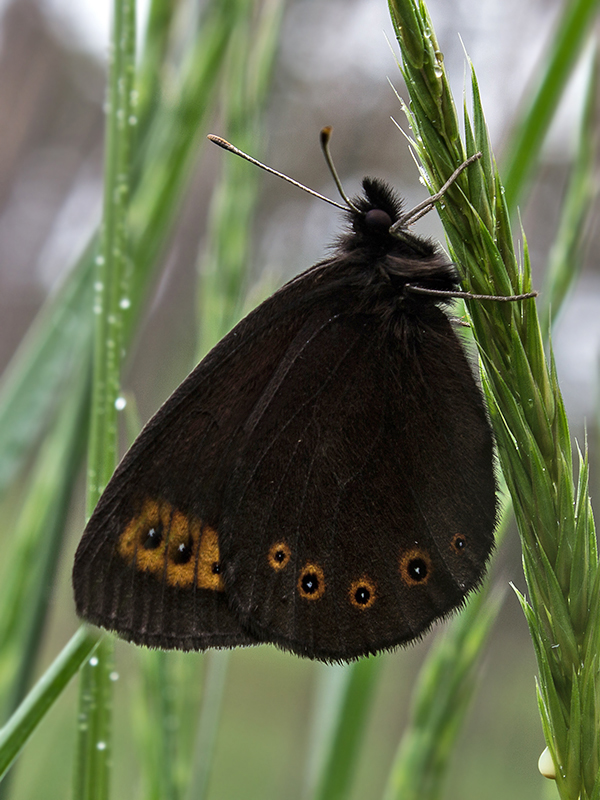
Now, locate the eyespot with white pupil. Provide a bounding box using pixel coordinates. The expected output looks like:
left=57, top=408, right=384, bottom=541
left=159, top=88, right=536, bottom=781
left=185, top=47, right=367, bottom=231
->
left=142, top=524, right=163, bottom=550
left=408, top=558, right=427, bottom=580
left=268, top=541, right=291, bottom=570
left=364, top=208, right=392, bottom=230
left=298, top=563, right=325, bottom=600
left=171, top=541, right=192, bottom=565
left=349, top=577, right=376, bottom=609
left=117, top=499, right=225, bottom=592
left=399, top=549, right=432, bottom=586
left=451, top=533, right=467, bottom=552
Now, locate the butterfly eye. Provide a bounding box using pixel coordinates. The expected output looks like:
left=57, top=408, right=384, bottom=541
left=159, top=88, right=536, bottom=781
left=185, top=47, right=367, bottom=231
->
left=211, top=561, right=221, bottom=574
left=349, top=577, right=376, bottom=609
left=298, top=563, right=326, bottom=600
left=268, top=542, right=291, bottom=570
left=399, top=549, right=432, bottom=586
left=451, top=533, right=467, bottom=552
left=364, top=208, right=392, bottom=230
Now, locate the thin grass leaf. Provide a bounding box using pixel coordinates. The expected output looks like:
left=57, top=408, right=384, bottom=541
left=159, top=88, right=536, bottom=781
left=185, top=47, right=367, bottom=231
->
left=73, top=639, right=115, bottom=800
left=134, top=0, right=176, bottom=144
left=307, top=657, right=383, bottom=800
left=185, top=650, right=231, bottom=800
left=198, top=0, right=286, bottom=357
left=0, top=364, right=89, bottom=723
left=0, top=629, right=99, bottom=782
left=135, top=650, right=195, bottom=800
left=0, top=241, right=95, bottom=496
left=539, top=46, right=599, bottom=331
left=382, top=585, right=504, bottom=800
left=502, top=0, right=600, bottom=208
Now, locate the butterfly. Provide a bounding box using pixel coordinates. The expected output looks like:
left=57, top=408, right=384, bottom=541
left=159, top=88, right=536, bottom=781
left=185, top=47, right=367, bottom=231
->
left=73, top=132, right=534, bottom=661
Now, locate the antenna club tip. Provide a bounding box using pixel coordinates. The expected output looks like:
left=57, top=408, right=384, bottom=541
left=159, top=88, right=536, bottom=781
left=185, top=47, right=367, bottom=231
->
left=207, top=134, right=232, bottom=150
left=320, top=126, right=333, bottom=145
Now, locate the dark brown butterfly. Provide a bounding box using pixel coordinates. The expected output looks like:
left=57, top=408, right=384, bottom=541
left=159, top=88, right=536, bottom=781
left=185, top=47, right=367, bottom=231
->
left=73, top=134, right=533, bottom=661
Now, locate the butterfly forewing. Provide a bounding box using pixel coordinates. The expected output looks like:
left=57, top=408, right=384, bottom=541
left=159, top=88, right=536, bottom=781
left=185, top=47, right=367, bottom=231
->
left=73, top=285, right=332, bottom=650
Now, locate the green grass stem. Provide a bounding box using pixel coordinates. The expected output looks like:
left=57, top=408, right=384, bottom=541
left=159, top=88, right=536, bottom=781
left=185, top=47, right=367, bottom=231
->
left=74, top=0, right=137, bottom=794
left=377, top=20, right=600, bottom=797
left=389, top=1, right=600, bottom=796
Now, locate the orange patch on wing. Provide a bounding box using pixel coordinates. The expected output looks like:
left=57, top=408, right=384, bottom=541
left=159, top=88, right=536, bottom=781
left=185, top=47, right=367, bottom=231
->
left=117, top=498, right=224, bottom=591
left=196, top=524, right=225, bottom=591
left=118, top=498, right=167, bottom=574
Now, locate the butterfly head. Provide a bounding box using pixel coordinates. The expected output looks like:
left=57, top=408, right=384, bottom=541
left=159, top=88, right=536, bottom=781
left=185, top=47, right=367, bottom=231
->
left=329, top=177, right=459, bottom=301
left=339, top=178, right=434, bottom=260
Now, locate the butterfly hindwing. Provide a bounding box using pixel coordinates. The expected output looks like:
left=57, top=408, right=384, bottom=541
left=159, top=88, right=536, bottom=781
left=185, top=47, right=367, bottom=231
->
left=218, top=302, right=496, bottom=660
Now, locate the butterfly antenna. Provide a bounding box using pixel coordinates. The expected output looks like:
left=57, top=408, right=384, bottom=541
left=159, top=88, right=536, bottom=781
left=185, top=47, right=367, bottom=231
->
left=391, top=151, right=482, bottom=233
left=319, top=127, right=362, bottom=214
left=207, top=135, right=349, bottom=212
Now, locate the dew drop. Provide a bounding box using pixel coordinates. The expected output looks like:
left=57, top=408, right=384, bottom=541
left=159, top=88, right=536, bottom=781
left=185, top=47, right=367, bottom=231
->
left=115, top=396, right=127, bottom=411
left=89, top=656, right=99, bottom=667
left=538, top=747, right=556, bottom=780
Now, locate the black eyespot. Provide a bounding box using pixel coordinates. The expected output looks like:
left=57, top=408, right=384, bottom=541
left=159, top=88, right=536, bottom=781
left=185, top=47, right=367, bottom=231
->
left=364, top=208, right=392, bottom=230
left=211, top=561, right=221, bottom=574
left=142, top=524, right=163, bottom=550
left=268, top=541, right=291, bottom=570
left=355, top=587, right=370, bottom=604
left=407, top=558, right=428, bottom=581
left=172, top=541, right=192, bottom=565
left=399, top=549, right=432, bottom=586
left=452, top=534, right=466, bottom=552
left=349, top=577, right=376, bottom=609
left=298, top=563, right=325, bottom=600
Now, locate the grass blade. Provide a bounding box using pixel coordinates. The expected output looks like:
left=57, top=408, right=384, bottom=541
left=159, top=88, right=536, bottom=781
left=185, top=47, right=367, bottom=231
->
left=502, top=0, right=600, bottom=207
left=0, top=629, right=99, bottom=782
